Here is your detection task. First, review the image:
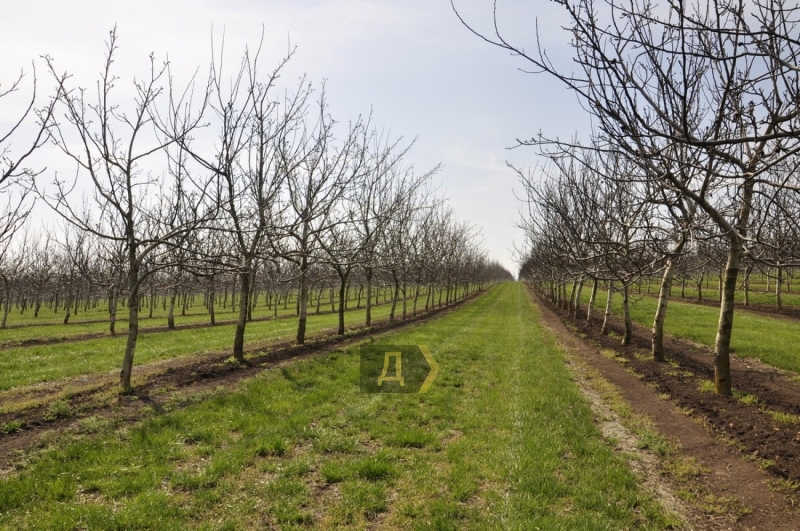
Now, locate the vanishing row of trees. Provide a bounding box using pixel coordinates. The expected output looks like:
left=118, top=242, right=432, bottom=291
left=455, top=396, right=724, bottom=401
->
left=456, top=0, right=800, bottom=394
left=1, top=29, right=512, bottom=392
left=0, top=229, right=508, bottom=331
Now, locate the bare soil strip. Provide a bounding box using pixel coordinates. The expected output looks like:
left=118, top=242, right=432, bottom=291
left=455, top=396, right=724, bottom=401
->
left=531, top=289, right=800, bottom=531
left=0, top=295, right=478, bottom=467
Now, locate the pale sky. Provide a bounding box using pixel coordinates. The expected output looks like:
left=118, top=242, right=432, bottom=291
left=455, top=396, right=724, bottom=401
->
left=1, top=0, right=589, bottom=274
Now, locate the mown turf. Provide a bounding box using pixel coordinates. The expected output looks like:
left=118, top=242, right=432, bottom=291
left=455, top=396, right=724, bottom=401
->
left=0, top=287, right=449, bottom=345
left=0, top=283, right=677, bottom=530
left=581, top=288, right=800, bottom=374
left=0, top=302, right=403, bottom=392
left=631, top=276, right=800, bottom=308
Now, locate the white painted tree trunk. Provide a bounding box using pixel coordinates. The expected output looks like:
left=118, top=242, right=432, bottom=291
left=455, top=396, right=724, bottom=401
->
left=586, top=278, right=598, bottom=323
left=601, top=283, right=613, bottom=335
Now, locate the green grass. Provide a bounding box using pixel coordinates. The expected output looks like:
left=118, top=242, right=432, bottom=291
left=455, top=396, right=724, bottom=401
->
left=581, top=288, right=800, bottom=374
left=0, top=286, right=466, bottom=330
left=0, top=283, right=676, bottom=530
left=631, top=275, right=800, bottom=308
left=0, top=287, right=452, bottom=346
left=0, top=302, right=405, bottom=392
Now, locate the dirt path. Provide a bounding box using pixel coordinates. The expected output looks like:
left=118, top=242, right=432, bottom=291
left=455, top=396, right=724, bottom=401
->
left=531, top=289, right=800, bottom=530
left=0, top=294, right=479, bottom=467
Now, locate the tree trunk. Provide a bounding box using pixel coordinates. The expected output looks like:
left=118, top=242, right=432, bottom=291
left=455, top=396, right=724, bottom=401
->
left=744, top=266, right=750, bottom=307
left=1, top=279, right=9, bottom=329
left=109, top=290, right=118, bottom=336
left=568, top=278, right=578, bottom=314
left=233, top=269, right=251, bottom=362
left=586, top=277, right=598, bottom=323
left=167, top=286, right=178, bottom=330
left=776, top=263, right=783, bottom=310
left=365, top=267, right=373, bottom=327
left=621, top=283, right=633, bottom=346
left=426, top=284, right=433, bottom=312
left=208, top=277, right=216, bottom=325
left=714, top=246, right=741, bottom=396
left=148, top=285, right=155, bottom=319
left=230, top=276, right=237, bottom=314
left=696, top=272, right=703, bottom=301
left=601, top=283, right=613, bottom=335
left=573, top=277, right=585, bottom=318
left=120, top=258, right=140, bottom=394
left=247, top=276, right=256, bottom=322
left=652, top=237, right=686, bottom=361
left=63, top=285, right=72, bottom=325
left=402, top=281, right=408, bottom=320
left=389, top=274, right=400, bottom=322
left=652, top=259, right=676, bottom=361
left=413, top=284, right=420, bottom=317
left=337, top=272, right=347, bottom=335
left=296, top=257, right=309, bottom=345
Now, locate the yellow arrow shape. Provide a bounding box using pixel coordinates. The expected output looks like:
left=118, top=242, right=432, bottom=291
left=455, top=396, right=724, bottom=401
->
left=418, top=345, right=439, bottom=394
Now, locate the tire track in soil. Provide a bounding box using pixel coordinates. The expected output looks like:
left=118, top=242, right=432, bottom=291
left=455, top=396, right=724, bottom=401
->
left=530, top=288, right=800, bottom=531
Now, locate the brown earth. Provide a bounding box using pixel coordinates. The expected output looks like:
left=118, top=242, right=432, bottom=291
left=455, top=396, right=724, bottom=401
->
left=531, top=288, right=800, bottom=530
left=0, top=296, right=473, bottom=467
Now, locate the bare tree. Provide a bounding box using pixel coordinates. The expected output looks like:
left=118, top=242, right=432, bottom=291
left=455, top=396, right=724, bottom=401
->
left=163, top=39, right=309, bottom=360
left=39, top=28, right=213, bottom=392
left=456, top=0, right=800, bottom=394
left=279, top=90, right=366, bottom=344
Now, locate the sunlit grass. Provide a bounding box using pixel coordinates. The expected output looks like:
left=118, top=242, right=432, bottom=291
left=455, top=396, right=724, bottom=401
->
left=0, top=298, right=372, bottom=347
left=0, top=288, right=438, bottom=330
left=0, top=302, right=404, bottom=391
left=631, top=274, right=800, bottom=308
left=0, top=283, right=677, bottom=529
left=581, top=288, right=800, bottom=374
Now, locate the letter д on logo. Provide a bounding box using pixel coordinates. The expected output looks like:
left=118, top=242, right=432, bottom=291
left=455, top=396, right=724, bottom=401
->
left=359, top=345, right=439, bottom=394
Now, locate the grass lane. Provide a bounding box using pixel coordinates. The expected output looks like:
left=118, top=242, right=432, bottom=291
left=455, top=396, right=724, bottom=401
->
left=580, top=288, right=800, bottom=374
left=0, top=298, right=415, bottom=348
left=0, top=282, right=676, bottom=530
left=0, top=302, right=402, bottom=392
left=633, top=283, right=800, bottom=308
left=0, top=287, right=457, bottom=331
